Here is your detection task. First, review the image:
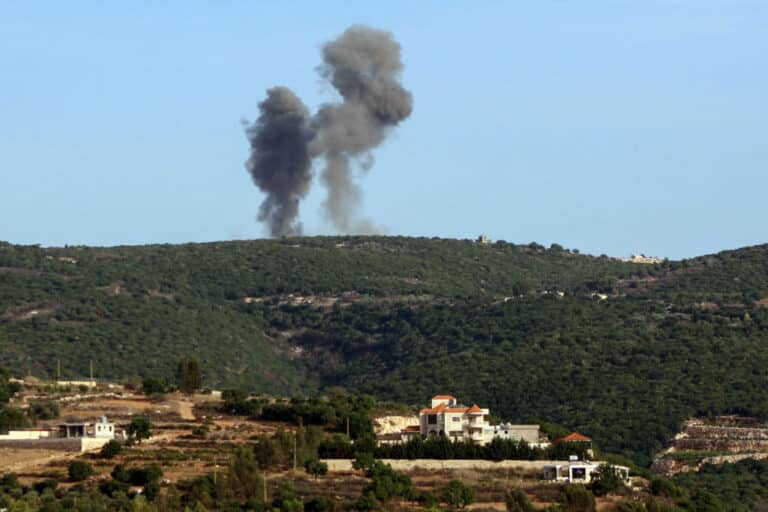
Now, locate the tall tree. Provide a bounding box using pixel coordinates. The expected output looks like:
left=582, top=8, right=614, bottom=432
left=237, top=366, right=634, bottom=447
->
left=176, top=358, right=202, bottom=395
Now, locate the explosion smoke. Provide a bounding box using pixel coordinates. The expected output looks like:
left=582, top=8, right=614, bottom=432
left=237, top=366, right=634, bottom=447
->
left=244, top=25, right=412, bottom=236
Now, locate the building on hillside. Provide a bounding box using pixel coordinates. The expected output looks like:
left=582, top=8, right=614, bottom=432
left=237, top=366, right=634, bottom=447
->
left=378, top=395, right=546, bottom=447
left=543, top=461, right=630, bottom=484
left=59, top=416, right=116, bottom=439
left=0, top=416, right=119, bottom=453
left=553, top=431, right=594, bottom=458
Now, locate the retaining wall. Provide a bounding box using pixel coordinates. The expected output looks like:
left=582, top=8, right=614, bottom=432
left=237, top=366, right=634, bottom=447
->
left=0, top=437, right=111, bottom=453
left=321, top=459, right=588, bottom=472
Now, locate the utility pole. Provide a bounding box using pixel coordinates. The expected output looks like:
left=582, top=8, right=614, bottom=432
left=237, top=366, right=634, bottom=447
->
left=293, top=431, right=297, bottom=471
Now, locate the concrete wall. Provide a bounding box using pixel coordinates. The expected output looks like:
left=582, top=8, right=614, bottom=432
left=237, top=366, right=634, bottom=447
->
left=322, top=458, right=580, bottom=472
left=0, top=436, right=111, bottom=453
left=0, top=438, right=83, bottom=452
left=0, top=430, right=52, bottom=440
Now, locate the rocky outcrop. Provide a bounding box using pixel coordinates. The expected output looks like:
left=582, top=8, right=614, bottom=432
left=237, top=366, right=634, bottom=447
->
left=653, top=416, right=768, bottom=474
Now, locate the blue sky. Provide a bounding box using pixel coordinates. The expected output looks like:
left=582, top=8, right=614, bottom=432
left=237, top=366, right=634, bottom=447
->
left=1, top=2, right=765, bottom=259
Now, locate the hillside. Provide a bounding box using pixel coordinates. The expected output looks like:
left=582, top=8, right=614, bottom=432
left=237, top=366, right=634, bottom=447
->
left=2, top=236, right=768, bottom=465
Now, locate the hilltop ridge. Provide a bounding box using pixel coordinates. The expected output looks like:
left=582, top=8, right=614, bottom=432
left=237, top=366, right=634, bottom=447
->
left=1, top=236, right=768, bottom=464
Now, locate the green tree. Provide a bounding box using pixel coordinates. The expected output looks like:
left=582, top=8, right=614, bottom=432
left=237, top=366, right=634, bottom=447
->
left=561, top=485, right=595, bottom=512
left=142, top=377, right=166, bottom=395
left=505, top=488, right=535, bottom=512
left=99, top=439, right=122, bottom=459
left=0, top=406, right=29, bottom=434
left=441, top=479, right=476, bottom=509
left=304, top=459, right=328, bottom=480
left=227, top=446, right=263, bottom=501
left=127, top=416, right=152, bottom=443
left=68, top=460, right=94, bottom=481
left=177, top=358, right=202, bottom=395
left=590, top=464, right=624, bottom=496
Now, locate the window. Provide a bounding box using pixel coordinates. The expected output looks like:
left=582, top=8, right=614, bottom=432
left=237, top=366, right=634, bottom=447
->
left=571, top=467, right=587, bottom=480
left=427, top=414, right=437, bottom=425
left=452, top=417, right=460, bottom=422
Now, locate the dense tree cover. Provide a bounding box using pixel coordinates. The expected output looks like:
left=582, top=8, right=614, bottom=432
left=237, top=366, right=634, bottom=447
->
left=2, top=237, right=768, bottom=467
left=366, top=437, right=590, bottom=461
left=284, top=297, right=768, bottom=465
left=669, top=459, right=768, bottom=511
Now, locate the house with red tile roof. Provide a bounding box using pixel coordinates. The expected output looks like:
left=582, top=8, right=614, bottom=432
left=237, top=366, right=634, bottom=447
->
left=420, top=395, right=491, bottom=443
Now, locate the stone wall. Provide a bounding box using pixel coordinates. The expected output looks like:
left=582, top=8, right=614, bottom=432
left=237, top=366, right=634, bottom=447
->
left=322, top=458, right=587, bottom=472
left=0, top=436, right=111, bottom=453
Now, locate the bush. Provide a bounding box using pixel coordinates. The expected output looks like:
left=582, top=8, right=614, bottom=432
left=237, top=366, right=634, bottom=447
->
left=561, top=485, right=595, bottom=512
left=590, top=464, right=624, bottom=496
left=127, top=416, right=152, bottom=442
left=505, top=488, right=535, bottom=512
left=32, top=479, right=58, bottom=494
left=441, top=479, right=476, bottom=509
left=100, top=439, right=122, bottom=459
left=305, top=497, right=336, bottom=512
left=191, top=425, right=209, bottom=437
left=354, top=493, right=380, bottom=511
left=28, top=400, right=60, bottom=420
left=68, top=460, right=94, bottom=481
left=304, top=459, right=328, bottom=480
left=142, top=378, right=166, bottom=395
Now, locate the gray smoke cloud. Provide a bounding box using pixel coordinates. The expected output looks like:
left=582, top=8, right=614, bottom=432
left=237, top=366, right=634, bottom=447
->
left=244, top=25, right=412, bottom=236
left=244, top=87, right=312, bottom=237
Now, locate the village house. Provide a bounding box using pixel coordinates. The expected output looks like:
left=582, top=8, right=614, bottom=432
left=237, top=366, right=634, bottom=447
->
left=0, top=416, right=118, bottom=452
left=376, top=395, right=546, bottom=446
left=543, top=461, right=630, bottom=485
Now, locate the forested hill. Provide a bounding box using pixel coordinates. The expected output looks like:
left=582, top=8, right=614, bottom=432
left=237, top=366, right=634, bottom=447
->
left=2, top=236, right=768, bottom=464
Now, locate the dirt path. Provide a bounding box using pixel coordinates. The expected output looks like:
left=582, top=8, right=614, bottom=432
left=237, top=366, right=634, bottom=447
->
left=176, top=400, right=195, bottom=420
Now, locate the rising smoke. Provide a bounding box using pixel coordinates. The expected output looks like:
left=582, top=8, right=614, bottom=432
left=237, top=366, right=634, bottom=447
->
left=244, top=25, right=413, bottom=236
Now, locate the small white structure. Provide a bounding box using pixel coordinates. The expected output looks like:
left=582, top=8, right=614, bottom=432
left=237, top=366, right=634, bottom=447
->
left=543, top=462, right=630, bottom=484
left=58, top=416, right=115, bottom=439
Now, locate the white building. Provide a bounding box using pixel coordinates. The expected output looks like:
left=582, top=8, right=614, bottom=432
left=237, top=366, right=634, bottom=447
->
left=58, top=416, right=116, bottom=439
left=543, top=462, right=630, bottom=485
left=417, top=395, right=543, bottom=446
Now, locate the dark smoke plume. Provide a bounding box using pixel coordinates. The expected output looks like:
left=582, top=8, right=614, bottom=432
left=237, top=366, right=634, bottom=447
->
left=245, top=25, right=412, bottom=236
left=245, top=87, right=312, bottom=237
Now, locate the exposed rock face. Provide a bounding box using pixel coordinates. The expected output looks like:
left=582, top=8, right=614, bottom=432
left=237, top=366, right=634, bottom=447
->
left=653, top=416, right=768, bottom=474
left=373, top=415, right=419, bottom=435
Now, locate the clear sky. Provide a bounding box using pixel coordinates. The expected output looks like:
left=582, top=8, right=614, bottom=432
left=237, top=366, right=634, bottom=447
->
left=1, top=1, right=765, bottom=259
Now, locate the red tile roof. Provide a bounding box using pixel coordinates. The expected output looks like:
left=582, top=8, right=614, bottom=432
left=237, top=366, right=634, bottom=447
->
left=432, top=395, right=457, bottom=400
left=468, top=404, right=483, bottom=414
left=402, top=425, right=421, bottom=432
left=420, top=404, right=470, bottom=414
left=554, top=432, right=593, bottom=443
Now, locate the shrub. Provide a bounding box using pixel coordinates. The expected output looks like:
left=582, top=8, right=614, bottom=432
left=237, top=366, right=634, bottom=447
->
left=441, top=479, right=475, bottom=509
left=505, top=488, right=535, bottom=512
left=28, top=400, right=60, bottom=420
left=561, top=485, right=595, bottom=512
left=142, top=378, right=166, bottom=395
left=100, top=439, right=122, bottom=459
left=305, top=497, right=336, bottom=512
left=590, top=464, right=624, bottom=496
left=32, top=479, right=57, bottom=494
left=68, top=460, right=94, bottom=481
left=127, top=416, right=152, bottom=442
left=304, top=459, right=328, bottom=480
